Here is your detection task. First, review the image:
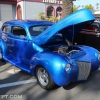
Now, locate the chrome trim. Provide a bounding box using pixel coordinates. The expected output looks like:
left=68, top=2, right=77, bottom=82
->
left=76, top=61, right=91, bottom=80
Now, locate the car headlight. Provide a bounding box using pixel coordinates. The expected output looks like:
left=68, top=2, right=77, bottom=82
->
left=65, top=64, right=71, bottom=71
left=98, top=54, right=100, bottom=59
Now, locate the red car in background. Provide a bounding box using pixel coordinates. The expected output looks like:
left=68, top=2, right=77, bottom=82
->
left=74, top=21, right=100, bottom=50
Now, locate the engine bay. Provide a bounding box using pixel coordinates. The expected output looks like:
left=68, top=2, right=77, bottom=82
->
left=41, top=33, right=85, bottom=58
left=53, top=45, right=80, bottom=56
left=41, top=44, right=81, bottom=57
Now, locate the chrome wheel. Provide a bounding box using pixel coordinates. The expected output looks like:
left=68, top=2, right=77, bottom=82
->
left=36, top=66, right=56, bottom=90
left=37, top=67, right=49, bottom=86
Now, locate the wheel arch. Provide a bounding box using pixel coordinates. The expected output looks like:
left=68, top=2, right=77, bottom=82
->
left=30, top=52, right=70, bottom=86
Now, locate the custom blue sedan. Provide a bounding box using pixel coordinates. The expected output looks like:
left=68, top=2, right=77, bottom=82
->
left=0, top=9, right=100, bottom=90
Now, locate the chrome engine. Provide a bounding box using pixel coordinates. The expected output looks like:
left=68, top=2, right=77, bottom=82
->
left=55, top=46, right=80, bottom=56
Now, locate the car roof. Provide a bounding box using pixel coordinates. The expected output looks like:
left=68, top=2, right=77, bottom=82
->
left=3, top=20, right=54, bottom=27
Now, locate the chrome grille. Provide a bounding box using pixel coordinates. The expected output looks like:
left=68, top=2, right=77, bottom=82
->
left=76, top=61, right=91, bottom=80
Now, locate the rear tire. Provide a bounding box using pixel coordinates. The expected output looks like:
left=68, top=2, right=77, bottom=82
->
left=36, top=66, right=56, bottom=90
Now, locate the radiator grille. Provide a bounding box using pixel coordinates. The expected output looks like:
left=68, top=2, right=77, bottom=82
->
left=76, top=61, right=91, bottom=80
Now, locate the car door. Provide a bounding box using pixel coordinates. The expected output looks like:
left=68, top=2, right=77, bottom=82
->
left=10, top=26, right=37, bottom=67
left=1, top=24, right=13, bottom=58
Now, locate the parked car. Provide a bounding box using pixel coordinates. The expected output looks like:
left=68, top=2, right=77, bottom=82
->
left=74, top=21, right=100, bottom=50
left=0, top=9, right=100, bottom=90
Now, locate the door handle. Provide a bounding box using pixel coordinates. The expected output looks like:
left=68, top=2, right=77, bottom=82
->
left=7, top=44, right=14, bottom=46
left=10, top=44, right=14, bottom=47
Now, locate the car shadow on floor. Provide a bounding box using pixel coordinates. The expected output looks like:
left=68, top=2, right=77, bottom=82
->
left=0, top=71, right=34, bottom=95
left=0, top=60, right=6, bottom=66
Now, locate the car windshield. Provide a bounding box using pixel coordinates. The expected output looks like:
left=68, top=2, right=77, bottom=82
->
left=29, top=25, right=51, bottom=36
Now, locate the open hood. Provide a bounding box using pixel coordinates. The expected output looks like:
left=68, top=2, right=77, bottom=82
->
left=33, top=9, right=95, bottom=45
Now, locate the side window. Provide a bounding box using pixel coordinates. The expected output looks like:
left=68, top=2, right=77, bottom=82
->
left=2, top=25, right=10, bottom=34
left=12, top=26, right=26, bottom=38
left=29, top=26, right=45, bottom=36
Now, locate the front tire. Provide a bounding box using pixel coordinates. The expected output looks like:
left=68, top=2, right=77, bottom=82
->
left=36, top=66, right=56, bottom=90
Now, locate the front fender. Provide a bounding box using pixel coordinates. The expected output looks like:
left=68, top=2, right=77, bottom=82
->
left=30, top=52, right=71, bottom=86
left=78, top=45, right=99, bottom=57
left=78, top=45, right=100, bottom=71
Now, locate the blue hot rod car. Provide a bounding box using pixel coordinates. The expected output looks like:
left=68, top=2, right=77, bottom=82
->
left=0, top=9, right=100, bottom=90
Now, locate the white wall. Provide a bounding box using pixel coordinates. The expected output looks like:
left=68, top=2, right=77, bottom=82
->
left=0, top=4, right=16, bottom=27
left=23, top=1, right=62, bottom=20
left=24, top=1, right=45, bottom=19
